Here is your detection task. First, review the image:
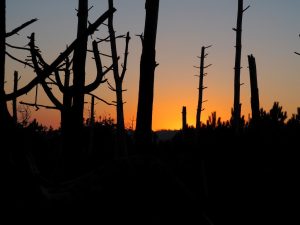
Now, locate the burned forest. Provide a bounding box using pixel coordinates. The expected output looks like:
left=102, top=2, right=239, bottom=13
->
left=1, top=0, right=299, bottom=224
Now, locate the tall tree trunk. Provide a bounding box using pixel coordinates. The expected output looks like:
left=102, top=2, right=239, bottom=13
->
left=233, top=0, right=244, bottom=132
left=136, top=0, right=160, bottom=146
left=196, top=47, right=205, bottom=130
left=248, top=54, right=260, bottom=122
left=182, top=106, right=187, bottom=130
left=72, top=0, right=88, bottom=133
left=0, top=0, right=13, bottom=131
left=12, top=71, right=18, bottom=124
left=108, top=0, right=129, bottom=158
left=64, top=0, right=88, bottom=167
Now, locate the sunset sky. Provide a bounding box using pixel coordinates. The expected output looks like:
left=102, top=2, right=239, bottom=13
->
left=5, top=0, right=300, bottom=130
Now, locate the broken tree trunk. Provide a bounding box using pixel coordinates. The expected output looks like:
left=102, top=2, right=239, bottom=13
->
left=72, top=0, right=88, bottom=140
left=12, top=71, right=19, bottom=124
left=182, top=106, right=187, bottom=130
left=136, top=0, right=160, bottom=147
left=248, top=54, right=260, bottom=122
left=233, top=0, right=249, bottom=132
left=0, top=0, right=13, bottom=130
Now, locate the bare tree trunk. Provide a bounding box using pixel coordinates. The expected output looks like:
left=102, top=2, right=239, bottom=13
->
left=182, top=106, right=187, bottom=130
left=136, top=0, right=160, bottom=146
left=196, top=47, right=205, bottom=129
left=88, top=95, right=95, bottom=157
left=248, top=54, right=260, bottom=122
left=72, top=0, right=88, bottom=134
left=0, top=0, right=13, bottom=130
left=12, top=71, right=19, bottom=124
left=196, top=46, right=211, bottom=129
left=108, top=0, right=130, bottom=158
left=233, top=0, right=246, bottom=132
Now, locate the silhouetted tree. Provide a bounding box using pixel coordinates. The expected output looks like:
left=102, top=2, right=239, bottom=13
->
left=136, top=0, right=160, bottom=146
left=182, top=106, right=187, bottom=130
left=206, top=112, right=222, bottom=130
left=0, top=0, right=37, bottom=130
left=195, top=45, right=212, bottom=130
left=107, top=0, right=130, bottom=157
left=5, top=3, right=116, bottom=177
left=232, top=0, right=250, bottom=132
left=26, top=30, right=113, bottom=173
left=269, top=102, right=287, bottom=125
left=248, top=54, right=260, bottom=123
left=72, top=0, right=88, bottom=136
left=12, top=71, right=20, bottom=124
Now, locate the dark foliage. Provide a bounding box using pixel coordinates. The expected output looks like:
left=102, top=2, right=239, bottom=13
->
left=3, top=102, right=299, bottom=224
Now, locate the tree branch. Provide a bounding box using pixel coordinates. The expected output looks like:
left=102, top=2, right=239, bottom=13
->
left=6, top=42, right=31, bottom=51
left=5, top=8, right=115, bottom=101
left=243, top=5, right=250, bottom=13
left=6, top=18, right=38, bottom=38
left=120, top=32, right=130, bottom=81
left=5, top=51, right=34, bottom=68
left=20, top=101, right=58, bottom=110
left=107, top=81, right=116, bottom=92
left=204, top=64, right=212, bottom=69
left=84, top=41, right=114, bottom=93
left=28, top=33, right=63, bottom=110
left=54, top=70, right=65, bottom=92
left=87, top=93, right=116, bottom=106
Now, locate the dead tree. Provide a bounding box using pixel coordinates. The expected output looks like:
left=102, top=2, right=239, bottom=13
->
left=72, top=0, right=88, bottom=134
left=248, top=54, right=260, bottom=122
left=195, top=45, right=212, bottom=130
left=182, top=106, right=187, bottom=130
left=12, top=71, right=20, bottom=124
left=232, top=0, right=250, bottom=132
left=295, top=34, right=300, bottom=56
left=107, top=0, right=130, bottom=157
left=136, top=0, right=160, bottom=146
left=25, top=32, right=113, bottom=169
left=8, top=4, right=115, bottom=175
left=0, top=0, right=37, bottom=130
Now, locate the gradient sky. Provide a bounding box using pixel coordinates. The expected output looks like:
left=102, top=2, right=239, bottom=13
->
left=5, top=0, right=300, bottom=130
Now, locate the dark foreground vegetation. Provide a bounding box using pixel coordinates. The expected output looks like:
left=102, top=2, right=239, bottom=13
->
left=2, top=103, right=299, bottom=224
left=1, top=0, right=299, bottom=224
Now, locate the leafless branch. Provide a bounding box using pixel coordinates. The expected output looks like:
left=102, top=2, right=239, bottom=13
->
left=295, top=52, right=300, bottom=56
left=5, top=8, right=115, bottom=101
left=204, top=64, right=212, bottom=69
left=88, top=5, right=94, bottom=11
left=87, top=49, right=112, bottom=58
left=120, top=32, right=130, bottom=81
left=20, top=101, right=58, bottom=110
left=107, top=81, right=116, bottom=92
left=87, top=93, right=116, bottom=106
left=6, top=42, right=31, bottom=51
left=6, top=18, right=38, bottom=38
left=97, top=35, right=111, bottom=43
left=29, top=33, right=63, bottom=110
left=5, top=51, right=34, bottom=68
left=84, top=41, right=114, bottom=93
left=243, top=5, right=250, bottom=13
